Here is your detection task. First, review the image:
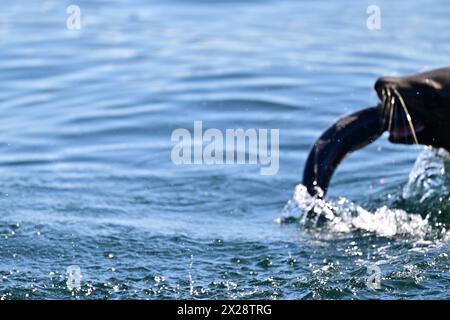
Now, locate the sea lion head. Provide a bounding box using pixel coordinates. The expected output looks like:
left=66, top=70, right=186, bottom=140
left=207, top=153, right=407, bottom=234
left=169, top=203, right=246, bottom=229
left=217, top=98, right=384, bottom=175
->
left=374, top=68, right=450, bottom=150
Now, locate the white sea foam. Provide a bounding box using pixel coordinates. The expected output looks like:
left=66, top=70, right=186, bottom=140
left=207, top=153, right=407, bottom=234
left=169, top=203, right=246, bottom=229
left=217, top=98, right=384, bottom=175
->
left=283, top=184, right=430, bottom=237
left=281, top=148, right=450, bottom=238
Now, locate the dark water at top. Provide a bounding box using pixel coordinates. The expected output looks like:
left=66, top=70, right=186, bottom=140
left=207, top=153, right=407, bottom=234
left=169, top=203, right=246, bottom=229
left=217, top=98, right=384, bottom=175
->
left=0, top=0, right=449, bottom=299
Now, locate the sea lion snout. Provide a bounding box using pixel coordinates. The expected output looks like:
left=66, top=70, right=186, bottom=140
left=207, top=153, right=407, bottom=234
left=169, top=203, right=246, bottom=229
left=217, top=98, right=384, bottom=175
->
left=375, top=76, right=400, bottom=96
left=374, top=75, right=412, bottom=103
left=374, top=76, right=396, bottom=92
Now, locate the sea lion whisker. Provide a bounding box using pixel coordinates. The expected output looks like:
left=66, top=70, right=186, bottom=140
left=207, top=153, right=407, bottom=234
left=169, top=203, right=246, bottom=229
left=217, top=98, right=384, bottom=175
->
left=381, top=88, right=394, bottom=131
left=399, top=104, right=407, bottom=144
left=386, top=87, right=394, bottom=132
left=392, top=88, right=420, bottom=147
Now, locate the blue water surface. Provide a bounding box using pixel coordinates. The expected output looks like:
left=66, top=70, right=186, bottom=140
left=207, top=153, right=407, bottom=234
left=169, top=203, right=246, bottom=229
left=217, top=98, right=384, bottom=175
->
left=0, top=0, right=449, bottom=299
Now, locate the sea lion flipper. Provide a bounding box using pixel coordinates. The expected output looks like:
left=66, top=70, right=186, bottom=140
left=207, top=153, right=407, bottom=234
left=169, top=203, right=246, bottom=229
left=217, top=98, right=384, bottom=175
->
left=302, top=106, right=386, bottom=197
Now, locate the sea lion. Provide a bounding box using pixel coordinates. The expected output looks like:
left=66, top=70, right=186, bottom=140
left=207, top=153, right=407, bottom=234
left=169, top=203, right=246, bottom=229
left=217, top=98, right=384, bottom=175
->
left=303, top=67, right=450, bottom=197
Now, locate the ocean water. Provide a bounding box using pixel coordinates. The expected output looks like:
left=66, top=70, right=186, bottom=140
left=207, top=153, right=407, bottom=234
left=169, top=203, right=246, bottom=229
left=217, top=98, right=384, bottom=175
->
left=0, top=0, right=449, bottom=299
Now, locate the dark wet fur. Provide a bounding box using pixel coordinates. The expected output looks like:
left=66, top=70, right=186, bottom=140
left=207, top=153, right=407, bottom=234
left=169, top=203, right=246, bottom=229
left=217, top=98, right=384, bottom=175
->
left=302, top=107, right=385, bottom=197
left=303, top=67, right=450, bottom=197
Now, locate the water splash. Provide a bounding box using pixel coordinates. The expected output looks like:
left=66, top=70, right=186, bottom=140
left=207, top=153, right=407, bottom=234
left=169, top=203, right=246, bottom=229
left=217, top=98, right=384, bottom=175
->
left=402, top=147, right=450, bottom=203
left=282, top=184, right=430, bottom=238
